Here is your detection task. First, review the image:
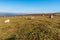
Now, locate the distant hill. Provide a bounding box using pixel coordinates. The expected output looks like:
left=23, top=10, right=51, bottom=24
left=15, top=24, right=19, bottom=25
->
left=0, top=12, right=60, bottom=16
left=0, top=13, right=17, bottom=16
left=23, top=13, right=60, bottom=16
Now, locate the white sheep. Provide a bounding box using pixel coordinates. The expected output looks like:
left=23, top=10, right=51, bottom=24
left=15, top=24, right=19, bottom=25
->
left=4, top=19, right=10, bottom=23
left=49, top=15, right=53, bottom=18
left=25, top=16, right=35, bottom=20
left=31, top=16, right=35, bottom=19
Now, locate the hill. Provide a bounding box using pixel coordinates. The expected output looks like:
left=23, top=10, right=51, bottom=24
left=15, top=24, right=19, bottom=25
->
left=0, top=12, right=60, bottom=16
left=0, top=13, right=60, bottom=40
left=23, top=13, right=60, bottom=16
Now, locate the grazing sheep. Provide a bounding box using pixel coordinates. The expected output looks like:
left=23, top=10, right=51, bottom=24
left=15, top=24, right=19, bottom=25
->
left=25, top=16, right=35, bottom=20
left=42, top=15, right=44, bottom=16
left=4, top=19, right=10, bottom=23
left=25, top=17, right=31, bottom=20
left=49, top=15, right=53, bottom=18
left=14, top=16, right=16, bottom=17
left=31, top=16, right=35, bottom=19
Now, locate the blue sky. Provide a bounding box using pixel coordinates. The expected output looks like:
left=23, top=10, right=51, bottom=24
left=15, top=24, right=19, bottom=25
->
left=0, top=0, right=60, bottom=13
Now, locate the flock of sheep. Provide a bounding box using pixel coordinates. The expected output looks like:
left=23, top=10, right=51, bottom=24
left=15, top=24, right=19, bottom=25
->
left=4, top=15, right=54, bottom=23
left=4, top=16, right=35, bottom=23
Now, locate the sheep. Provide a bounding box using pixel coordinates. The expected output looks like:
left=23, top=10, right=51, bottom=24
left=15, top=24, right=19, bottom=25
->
left=25, top=16, right=35, bottom=20
left=14, top=16, right=16, bottom=17
left=49, top=14, right=53, bottom=18
left=4, top=19, right=10, bottom=23
left=31, top=16, right=35, bottom=19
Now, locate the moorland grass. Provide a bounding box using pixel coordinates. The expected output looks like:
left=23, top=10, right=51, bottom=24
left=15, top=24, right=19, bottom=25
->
left=0, top=15, right=60, bottom=40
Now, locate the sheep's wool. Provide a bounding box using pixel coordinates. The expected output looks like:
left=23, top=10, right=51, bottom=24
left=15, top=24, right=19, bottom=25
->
left=4, top=19, right=10, bottom=23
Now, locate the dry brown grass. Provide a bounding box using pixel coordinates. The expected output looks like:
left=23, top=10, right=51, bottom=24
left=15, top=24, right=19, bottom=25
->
left=0, top=15, right=60, bottom=40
